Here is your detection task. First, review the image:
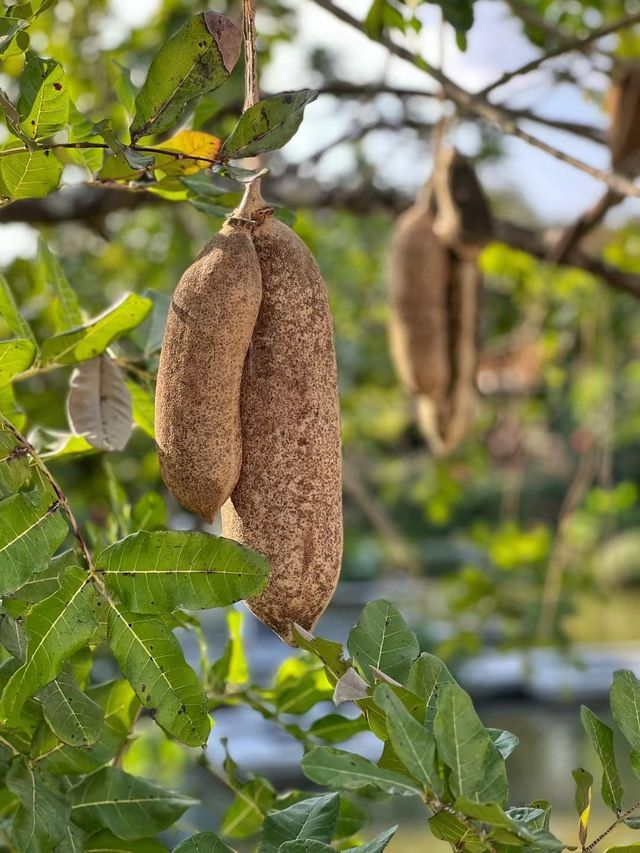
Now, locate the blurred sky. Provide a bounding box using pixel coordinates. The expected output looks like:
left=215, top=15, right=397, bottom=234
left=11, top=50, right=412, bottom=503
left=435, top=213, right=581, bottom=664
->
left=0, top=0, right=637, bottom=265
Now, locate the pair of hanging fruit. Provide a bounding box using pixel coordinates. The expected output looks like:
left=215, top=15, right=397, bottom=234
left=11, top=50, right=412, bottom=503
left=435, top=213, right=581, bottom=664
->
left=155, top=181, right=342, bottom=645
left=388, top=146, right=492, bottom=455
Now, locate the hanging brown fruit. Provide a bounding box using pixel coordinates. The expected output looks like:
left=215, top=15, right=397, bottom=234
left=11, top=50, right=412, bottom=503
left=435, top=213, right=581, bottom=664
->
left=608, top=61, right=640, bottom=174
left=388, top=147, right=489, bottom=455
left=155, top=218, right=262, bottom=522
left=222, top=210, right=343, bottom=645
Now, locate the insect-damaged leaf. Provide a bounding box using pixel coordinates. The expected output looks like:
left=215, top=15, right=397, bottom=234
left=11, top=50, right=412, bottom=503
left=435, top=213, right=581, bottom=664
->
left=221, top=90, right=318, bottom=160
left=130, top=13, right=241, bottom=141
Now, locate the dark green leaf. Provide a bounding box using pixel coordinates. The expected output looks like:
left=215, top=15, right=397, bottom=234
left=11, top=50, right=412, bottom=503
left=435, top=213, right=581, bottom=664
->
left=39, top=668, right=104, bottom=747
left=344, top=826, right=397, bottom=852
left=131, top=13, right=241, bottom=140
left=0, top=567, right=101, bottom=724
left=107, top=606, right=211, bottom=747
left=611, top=670, right=640, bottom=754
left=374, top=683, right=442, bottom=795
left=7, top=759, right=70, bottom=847
left=406, top=653, right=455, bottom=725
left=301, top=747, right=420, bottom=797
left=259, top=793, right=339, bottom=853
left=221, top=91, right=318, bottom=160
left=96, top=530, right=269, bottom=613
left=70, top=766, right=197, bottom=840
left=347, top=600, right=419, bottom=684
left=0, top=489, right=68, bottom=595
left=334, top=797, right=367, bottom=840
left=433, top=682, right=508, bottom=805
left=173, top=833, right=232, bottom=853
left=307, top=714, right=367, bottom=743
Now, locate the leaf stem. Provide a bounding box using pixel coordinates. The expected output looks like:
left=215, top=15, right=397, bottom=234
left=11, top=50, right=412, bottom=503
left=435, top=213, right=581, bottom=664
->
left=0, top=140, right=222, bottom=168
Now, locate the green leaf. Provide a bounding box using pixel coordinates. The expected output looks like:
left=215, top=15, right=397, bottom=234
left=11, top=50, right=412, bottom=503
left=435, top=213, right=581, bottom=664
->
left=1, top=145, right=63, bottom=198
left=347, top=600, right=419, bottom=684
left=489, top=728, right=520, bottom=761
left=259, top=793, right=339, bottom=853
left=453, top=799, right=564, bottom=849
left=0, top=609, right=26, bottom=659
left=433, top=682, right=508, bottom=805
left=40, top=293, right=152, bottom=366
left=221, top=91, right=318, bottom=160
left=0, top=426, right=30, bottom=498
left=210, top=608, right=248, bottom=690
left=334, top=797, right=367, bottom=840
left=301, top=747, right=420, bottom=798
left=70, top=766, right=197, bottom=840
left=0, top=566, right=101, bottom=724
left=131, top=12, right=241, bottom=141
left=611, top=670, right=640, bottom=754
left=0, top=273, right=34, bottom=340
left=0, top=489, right=68, bottom=595
left=0, top=383, right=26, bottom=431
left=429, top=809, right=476, bottom=845
left=7, top=759, right=70, bottom=848
left=293, top=627, right=349, bottom=686
left=581, top=706, right=623, bottom=813
left=107, top=606, right=211, bottom=747
left=132, top=493, right=167, bottom=532
left=39, top=668, right=104, bottom=746
left=364, top=0, right=385, bottom=38
left=374, top=683, right=442, bottom=795
left=405, top=653, right=455, bottom=725
left=142, top=290, right=171, bottom=357
left=127, top=379, right=155, bottom=439
left=307, top=714, right=367, bottom=743
left=18, top=56, right=69, bottom=139
left=601, top=846, right=640, bottom=853
left=220, top=777, right=275, bottom=838
left=96, top=530, right=269, bottom=613
left=56, top=822, right=87, bottom=853
left=39, top=239, right=83, bottom=331
left=0, top=337, right=36, bottom=386
left=32, top=678, right=140, bottom=775
left=9, top=549, right=75, bottom=604
left=173, top=833, right=233, bottom=852
left=85, top=831, right=169, bottom=852
left=278, top=843, right=335, bottom=853
left=344, top=826, right=397, bottom=853
left=431, top=0, right=474, bottom=39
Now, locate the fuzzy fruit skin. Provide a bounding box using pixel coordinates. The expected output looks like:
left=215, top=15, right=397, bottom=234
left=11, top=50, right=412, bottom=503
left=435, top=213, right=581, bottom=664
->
left=222, top=214, right=343, bottom=644
left=387, top=203, right=451, bottom=404
left=155, top=219, right=262, bottom=522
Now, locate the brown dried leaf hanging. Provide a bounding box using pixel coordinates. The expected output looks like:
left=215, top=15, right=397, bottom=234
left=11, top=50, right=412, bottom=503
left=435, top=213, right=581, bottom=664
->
left=66, top=354, right=132, bottom=452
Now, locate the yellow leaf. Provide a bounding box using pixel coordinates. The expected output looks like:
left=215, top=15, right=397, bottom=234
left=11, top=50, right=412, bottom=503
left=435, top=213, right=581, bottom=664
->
left=153, top=129, right=222, bottom=176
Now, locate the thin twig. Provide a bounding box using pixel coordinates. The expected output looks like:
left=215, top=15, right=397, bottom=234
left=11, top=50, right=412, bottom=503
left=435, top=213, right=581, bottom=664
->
left=0, top=140, right=222, bottom=168
left=585, top=800, right=640, bottom=851
left=309, top=0, right=640, bottom=198
left=478, top=11, right=640, bottom=98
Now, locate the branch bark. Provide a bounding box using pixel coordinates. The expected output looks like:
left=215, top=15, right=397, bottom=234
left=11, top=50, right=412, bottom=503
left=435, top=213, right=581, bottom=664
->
left=309, top=0, right=640, bottom=198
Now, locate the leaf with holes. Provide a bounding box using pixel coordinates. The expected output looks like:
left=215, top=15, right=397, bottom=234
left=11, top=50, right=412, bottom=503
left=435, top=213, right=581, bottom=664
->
left=39, top=668, right=104, bottom=747
left=96, top=530, right=269, bottom=613
left=131, top=13, right=241, bottom=141
left=434, top=682, right=508, bottom=805
left=301, top=747, right=420, bottom=798
left=70, top=766, right=197, bottom=840
left=0, top=488, right=68, bottom=595
left=0, top=567, right=101, bottom=725
left=18, top=55, right=69, bottom=139
left=67, top=355, right=132, bottom=452
left=40, top=293, right=152, bottom=366
left=258, top=793, right=339, bottom=853
left=1, top=144, right=63, bottom=199
left=0, top=337, right=36, bottom=387
left=347, top=600, right=419, bottom=684
left=222, top=91, right=318, bottom=160
left=107, top=606, right=210, bottom=747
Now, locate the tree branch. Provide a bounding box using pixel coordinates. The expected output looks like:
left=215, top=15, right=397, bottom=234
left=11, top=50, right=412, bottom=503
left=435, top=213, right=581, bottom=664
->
left=309, top=0, right=640, bottom=198
left=478, top=11, right=640, bottom=98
